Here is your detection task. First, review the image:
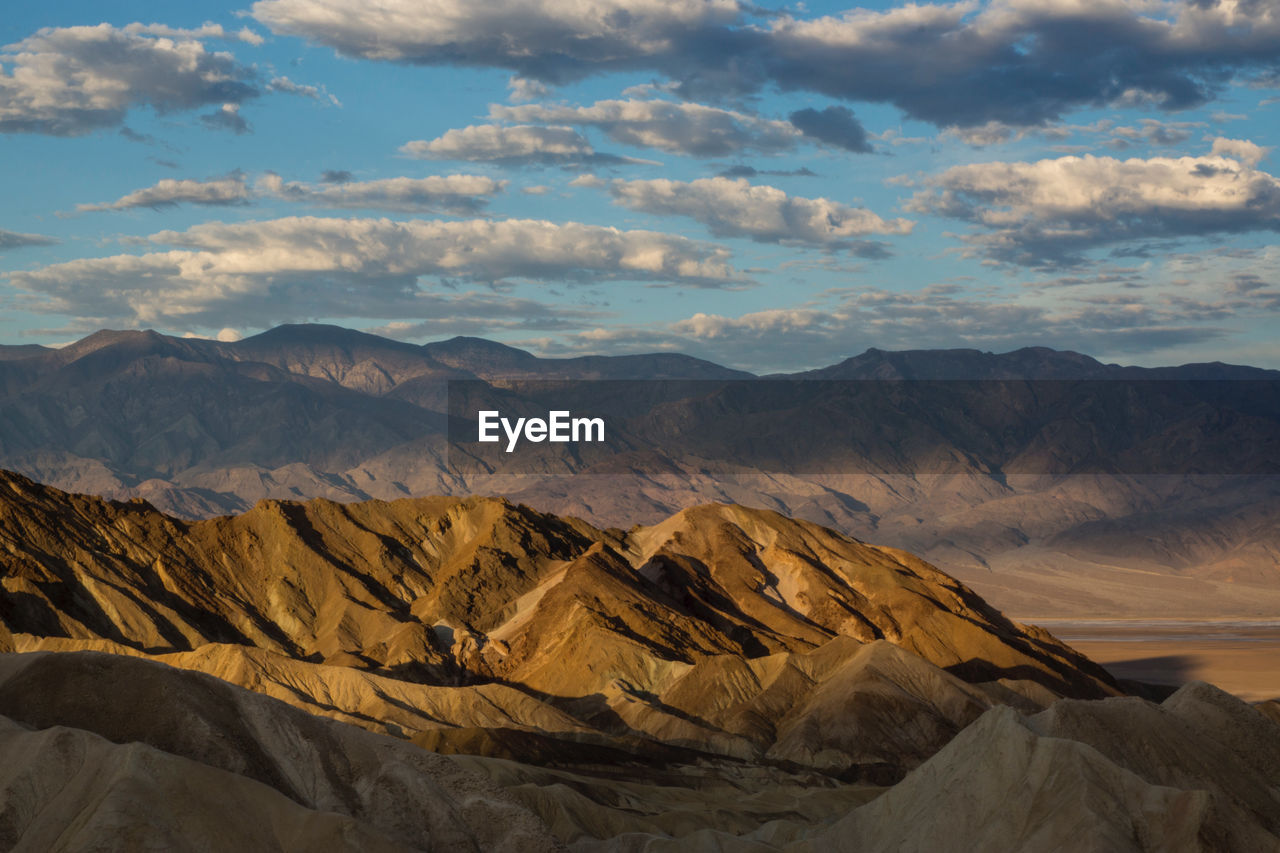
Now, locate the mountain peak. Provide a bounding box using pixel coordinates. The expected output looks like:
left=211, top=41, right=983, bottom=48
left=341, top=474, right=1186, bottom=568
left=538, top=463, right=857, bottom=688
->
left=807, top=345, right=1110, bottom=379
left=237, top=323, right=420, bottom=352
left=424, top=336, right=538, bottom=361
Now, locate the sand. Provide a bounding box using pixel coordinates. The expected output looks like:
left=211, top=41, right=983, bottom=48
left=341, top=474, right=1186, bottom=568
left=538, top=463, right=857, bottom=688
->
left=1034, top=620, right=1280, bottom=702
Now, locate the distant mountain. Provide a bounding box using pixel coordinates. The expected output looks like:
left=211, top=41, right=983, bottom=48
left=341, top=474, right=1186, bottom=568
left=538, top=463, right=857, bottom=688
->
left=1, top=324, right=1278, bottom=618
left=792, top=345, right=1114, bottom=379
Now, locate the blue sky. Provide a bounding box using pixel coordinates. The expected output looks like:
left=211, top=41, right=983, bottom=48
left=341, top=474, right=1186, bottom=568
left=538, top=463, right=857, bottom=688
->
left=1, top=0, right=1277, bottom=371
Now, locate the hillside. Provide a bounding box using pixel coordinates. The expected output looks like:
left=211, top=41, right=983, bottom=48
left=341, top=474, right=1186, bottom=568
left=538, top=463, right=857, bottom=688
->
left=1, top=325, right=1278, bottom=618
left=1, top=473, right=1278, bottom=850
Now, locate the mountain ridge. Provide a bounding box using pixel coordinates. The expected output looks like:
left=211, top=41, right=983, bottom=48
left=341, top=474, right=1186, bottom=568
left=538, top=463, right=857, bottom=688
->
left=12, top=324, right=1280, bottom=379
left=2, top=470, right=1279, bottom=850
left=2, top=324, right=1279, bottom=620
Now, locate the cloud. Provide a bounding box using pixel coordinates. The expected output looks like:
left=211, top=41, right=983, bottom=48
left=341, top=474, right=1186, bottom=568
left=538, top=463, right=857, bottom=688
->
left=0, top=24, right=260, bottom=136
left=400, top=124, right=647, bottom=167
left=759, top=0, right=1280, bottom=128
left=257, top=173, right=507, bottom=214
left=507, top=76, right=550, bottom=102
left=0, top=229, right=57, bottom=251
left=75, top=173, right=253, bottom=212
left=252, top=0, right=1280, bottom=129
left=366, top=300, right=600, bottom=339
left=1211, top=136, right=1271, bottom=166
left=120, top=22, right=264, bottom=46
left=7, top=216, right=740, bottom=329
left=604, top=176, right=913, bottom=249
left=490, top=98, right=801, bottom=157
left=787, top=105, right=872, bottom=153
left=718, top=165, right=818, bottom=178
left=73, top=172, right=506, bottom=215
left=909, top=140, right=1280, bottom=266
left=200, top=103, right=250, bottom=134
left=948, top=117, right=1211, bottom=151
left=267, top=76, right=340, bottom=105
left=251, top=0, right=742, bottom=75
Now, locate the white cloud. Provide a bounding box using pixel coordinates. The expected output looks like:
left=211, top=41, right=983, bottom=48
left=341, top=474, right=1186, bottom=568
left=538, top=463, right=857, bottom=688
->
left=490, top=98, right=801, bottom=157
left=76, top=174, right=253, bottom=212
left=400, top=124, right=647, bottom=166
left=0, top=24, right=260, bottom=136
left=507, top=76, right=549, bottom=102
left=258, top=173, right=507, bottom=214
left=7, top=216, right=740, bottom=328
left=121, top=23, right=264, bottom=45
left=267, top=76, right=341, bottom=106
left=605, top=177, right=914, bottom=249
left=910, top=140, right=1280, bottom=266
left=1211, top=137, right=1271, bottom=167
left=251, top=0, right=740, bottom=68
left=73, top=172, right=506, bottom=216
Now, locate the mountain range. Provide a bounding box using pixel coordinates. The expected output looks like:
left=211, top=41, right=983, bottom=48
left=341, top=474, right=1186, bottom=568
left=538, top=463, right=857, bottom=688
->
left=3, top=473, right=1279, bottom=850
left=1, top=324, right=1278, bottom=619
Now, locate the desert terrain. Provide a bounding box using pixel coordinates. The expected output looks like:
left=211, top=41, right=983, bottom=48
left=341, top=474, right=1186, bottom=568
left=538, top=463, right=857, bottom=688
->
left=2, top=326, right=1278, bottom=625
left=1, top=470, right=1278, bottom=850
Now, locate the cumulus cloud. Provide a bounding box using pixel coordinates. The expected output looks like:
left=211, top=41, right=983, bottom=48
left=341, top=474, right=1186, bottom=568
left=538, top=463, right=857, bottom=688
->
left=200, top=103, right=250, bottom=134
left=267, top=76, right=340, bottom=105
left=251, top=0, right=1280, bottom=129
left=605, top=176, right=913, bottom=250
left=507, top=76, right=550, bottom=102
left=257, top=173, right=507, bottom=214
left=490, top=98, right=801, bottom=157
left=909, top=140, right=1280, bottom=266
left=0, top=229, right=57, bottom=251
left=120, top=23, right=264, bottom=45
left=7, top=216, right=739, bottom=328
left=73, top=172, right=506, bottom=215
left=948, top=117, right=1210, bottom=151
left=0, top=24, right=260, bottom=136
left=787, top=105, right=872, bottom=153
left=75, top=173, right=253, bottom=212
left=400, top=124, right=647, bottom=167
left=1211, top=136, right=1271, bottom=166
left=252, top=0, right=741, bottom=74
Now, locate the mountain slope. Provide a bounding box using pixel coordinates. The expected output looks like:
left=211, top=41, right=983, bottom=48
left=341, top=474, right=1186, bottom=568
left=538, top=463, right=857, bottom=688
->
left=0, top=650, right=558, bottom=852
left=2, top=324, right=1279, bottom=619
left=0, top=469, right=1114, bottom=778
left=2, top=472, right=1279, bottom=850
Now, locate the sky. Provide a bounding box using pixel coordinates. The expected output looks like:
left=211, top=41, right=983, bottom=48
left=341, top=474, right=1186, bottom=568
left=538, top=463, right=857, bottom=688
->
left=0, top=0, right=1278, bottom=373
